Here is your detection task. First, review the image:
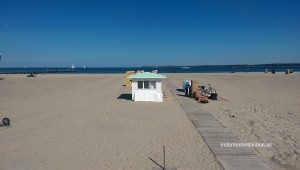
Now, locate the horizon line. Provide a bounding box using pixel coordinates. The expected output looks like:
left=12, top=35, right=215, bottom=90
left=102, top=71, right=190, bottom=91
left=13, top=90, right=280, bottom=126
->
left=1, top=63, right=300, bottom=68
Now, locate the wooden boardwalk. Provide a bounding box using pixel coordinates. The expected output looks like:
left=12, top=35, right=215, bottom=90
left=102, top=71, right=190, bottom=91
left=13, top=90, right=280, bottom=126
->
left=165, top=80, right=271, bottom=170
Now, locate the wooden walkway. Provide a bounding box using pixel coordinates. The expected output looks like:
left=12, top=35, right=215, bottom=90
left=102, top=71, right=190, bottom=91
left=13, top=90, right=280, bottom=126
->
left=165, top=80, right=271, bottom=170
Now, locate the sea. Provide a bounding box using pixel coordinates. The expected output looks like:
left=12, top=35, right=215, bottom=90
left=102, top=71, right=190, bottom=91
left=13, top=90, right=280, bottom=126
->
left=0, top=64, right=299, bottom=74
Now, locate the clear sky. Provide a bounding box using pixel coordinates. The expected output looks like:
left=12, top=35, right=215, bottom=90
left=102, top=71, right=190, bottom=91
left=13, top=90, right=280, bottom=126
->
left=0, top=0, right=299, bottom=67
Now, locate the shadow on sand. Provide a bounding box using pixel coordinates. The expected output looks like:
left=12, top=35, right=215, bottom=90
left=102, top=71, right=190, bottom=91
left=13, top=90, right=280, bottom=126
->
left=176, top=89, right=187, bottom=97
left=117, top=94, right=132, bottom=100
left=0, top=78, right=5, bottom=80
left=177, top=94, right=188, bottom=97
left=176, top=89, right=185, bottom=92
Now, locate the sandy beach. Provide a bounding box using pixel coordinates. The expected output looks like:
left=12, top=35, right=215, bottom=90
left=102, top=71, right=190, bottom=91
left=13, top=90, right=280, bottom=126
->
left=1, top=72, right=299, bottom=170
left=0, top=74, right=219, bottom=170
left=167, top=72, right=300, bottom=170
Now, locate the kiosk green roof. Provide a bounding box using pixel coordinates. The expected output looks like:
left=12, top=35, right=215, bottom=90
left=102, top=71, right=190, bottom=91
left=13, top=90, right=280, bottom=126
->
left=128, top=72, right=166, bottom=79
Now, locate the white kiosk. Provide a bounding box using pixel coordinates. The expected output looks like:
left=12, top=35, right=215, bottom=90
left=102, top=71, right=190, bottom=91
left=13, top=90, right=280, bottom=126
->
left=128, top=72, right=166, bottom=102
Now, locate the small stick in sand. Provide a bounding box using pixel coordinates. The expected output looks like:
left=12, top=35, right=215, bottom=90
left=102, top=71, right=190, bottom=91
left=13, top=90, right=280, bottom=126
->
left=163, top=142, right=165, bottom=169
left=148, top=157, right=164, bottom=169
left=148, top=143, right=166, bottom=170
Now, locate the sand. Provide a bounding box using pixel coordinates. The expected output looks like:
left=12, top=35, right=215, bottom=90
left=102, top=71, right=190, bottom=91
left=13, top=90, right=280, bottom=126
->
left=1, top=72, right=299, bottom=170
left=0, top=74, right=219, bottom=170
left=167, top=72, right=300, bottom=170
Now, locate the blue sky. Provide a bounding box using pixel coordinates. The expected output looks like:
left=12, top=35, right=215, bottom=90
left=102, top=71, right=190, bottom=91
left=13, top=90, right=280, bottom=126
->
left=0, top=0, right=299, bottom=67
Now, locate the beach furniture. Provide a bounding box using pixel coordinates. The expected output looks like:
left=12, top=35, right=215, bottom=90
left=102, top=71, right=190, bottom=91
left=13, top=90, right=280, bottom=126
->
left=125, top=71, right=135, bottom=87
left=151, top=70, right=158, bottom=74
left=193, top=89, right=209, bottom=103
left=190, top=80, right=199, bottom=98
left=128, top=72, right=166, bottom=102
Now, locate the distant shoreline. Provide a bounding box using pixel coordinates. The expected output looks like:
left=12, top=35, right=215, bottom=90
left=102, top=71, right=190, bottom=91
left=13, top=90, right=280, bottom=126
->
left=0, top=64, right=299, bottom=74
left=142, top=63, right=300, bottom=68
left=1, top=63, right=300, bottom=69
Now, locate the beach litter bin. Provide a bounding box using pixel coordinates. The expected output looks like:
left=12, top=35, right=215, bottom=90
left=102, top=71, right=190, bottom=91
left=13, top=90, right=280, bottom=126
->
left=182, top=80, right=191, bottom=90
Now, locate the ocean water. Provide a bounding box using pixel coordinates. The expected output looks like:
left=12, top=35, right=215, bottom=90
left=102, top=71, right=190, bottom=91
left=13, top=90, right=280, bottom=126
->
left=0, top=65, right=299, bottom=74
